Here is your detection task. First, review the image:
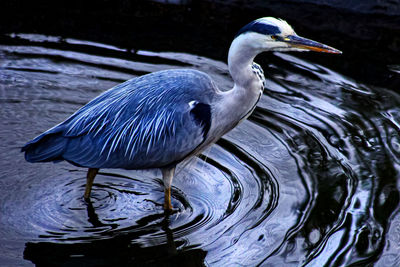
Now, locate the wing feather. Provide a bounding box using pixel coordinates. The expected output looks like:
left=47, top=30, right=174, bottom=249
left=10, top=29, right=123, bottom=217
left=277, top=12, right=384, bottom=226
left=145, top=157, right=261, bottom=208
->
left=22, top=69, right=216, bottom=169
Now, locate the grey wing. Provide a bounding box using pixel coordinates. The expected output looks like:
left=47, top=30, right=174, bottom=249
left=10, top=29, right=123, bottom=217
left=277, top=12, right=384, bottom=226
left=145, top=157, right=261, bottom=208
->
left=22, top=69, right=215, bottom=169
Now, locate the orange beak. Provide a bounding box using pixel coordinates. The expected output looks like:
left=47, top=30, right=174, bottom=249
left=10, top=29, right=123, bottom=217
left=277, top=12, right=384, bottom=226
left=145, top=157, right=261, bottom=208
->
left=284, top=35, right=342, bottom=54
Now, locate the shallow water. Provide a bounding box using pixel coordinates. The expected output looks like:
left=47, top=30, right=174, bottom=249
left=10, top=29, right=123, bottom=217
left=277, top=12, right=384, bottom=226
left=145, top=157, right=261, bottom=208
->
left=1, top=34, right=400, bottom=266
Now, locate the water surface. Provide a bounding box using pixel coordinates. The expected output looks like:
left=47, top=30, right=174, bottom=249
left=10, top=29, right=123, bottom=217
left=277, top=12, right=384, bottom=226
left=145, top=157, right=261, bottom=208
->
left=1, top=33, right=400, bottom=266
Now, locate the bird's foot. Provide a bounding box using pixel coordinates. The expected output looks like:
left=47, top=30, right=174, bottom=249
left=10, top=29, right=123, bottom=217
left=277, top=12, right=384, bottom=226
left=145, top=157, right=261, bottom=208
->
left=164, top=201, right=173, bottom=211
left=164, top=203, right=174, bottom=215
left=164, top=207, right=178, bottom=215
left=145, top=199, right=177, bottom=214
left=83, top=195, right=91, bottom=203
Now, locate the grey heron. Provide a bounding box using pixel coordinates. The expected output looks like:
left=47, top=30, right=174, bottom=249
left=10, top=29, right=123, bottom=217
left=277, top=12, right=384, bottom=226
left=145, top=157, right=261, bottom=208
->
left=22, top=17, right=341, bottom=211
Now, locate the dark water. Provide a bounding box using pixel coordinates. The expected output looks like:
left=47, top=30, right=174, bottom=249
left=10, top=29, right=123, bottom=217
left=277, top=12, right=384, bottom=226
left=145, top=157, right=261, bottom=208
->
left=1, top=34, right=400, bottom=266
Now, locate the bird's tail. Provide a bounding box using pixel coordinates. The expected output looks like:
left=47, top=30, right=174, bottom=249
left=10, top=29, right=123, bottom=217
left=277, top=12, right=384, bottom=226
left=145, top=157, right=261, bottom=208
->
left=21, top=132, right=68, bottom=163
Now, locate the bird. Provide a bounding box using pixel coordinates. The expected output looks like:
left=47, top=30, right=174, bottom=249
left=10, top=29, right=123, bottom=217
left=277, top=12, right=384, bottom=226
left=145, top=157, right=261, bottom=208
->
left=22, top=17, right=341, bottom=212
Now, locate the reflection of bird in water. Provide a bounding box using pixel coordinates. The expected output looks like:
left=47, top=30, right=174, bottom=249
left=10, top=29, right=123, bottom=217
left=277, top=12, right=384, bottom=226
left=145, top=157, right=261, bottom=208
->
left=24, top=211, right=207, bottom=266
left=22, top=17, right=341, bottom=211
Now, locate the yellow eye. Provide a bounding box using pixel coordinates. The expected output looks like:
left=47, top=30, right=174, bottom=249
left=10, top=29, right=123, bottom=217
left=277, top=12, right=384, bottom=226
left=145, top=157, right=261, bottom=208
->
left=271, top=35, right=277, bottom=40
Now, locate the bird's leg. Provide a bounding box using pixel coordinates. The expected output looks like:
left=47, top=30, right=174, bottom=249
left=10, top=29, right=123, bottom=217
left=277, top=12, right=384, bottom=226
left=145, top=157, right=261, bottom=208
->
left=84, top=168, right=99, bottom=200
left=161, top=166, right=176, bottom=211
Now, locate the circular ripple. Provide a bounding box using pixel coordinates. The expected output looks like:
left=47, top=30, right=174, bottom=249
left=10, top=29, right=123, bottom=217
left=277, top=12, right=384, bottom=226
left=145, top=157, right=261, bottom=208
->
left=2, top=34, right=400, bottom=267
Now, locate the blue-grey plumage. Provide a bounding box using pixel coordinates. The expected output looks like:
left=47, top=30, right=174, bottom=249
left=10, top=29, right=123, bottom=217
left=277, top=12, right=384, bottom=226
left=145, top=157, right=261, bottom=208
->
left=23, top=69, right=215, bottom=170
left=22, top=17, right=341, bottom=211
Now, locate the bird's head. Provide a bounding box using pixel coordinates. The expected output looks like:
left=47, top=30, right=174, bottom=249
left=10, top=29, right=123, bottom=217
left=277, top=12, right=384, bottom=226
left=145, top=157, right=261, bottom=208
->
left=235, top=17, right=341, bottom=54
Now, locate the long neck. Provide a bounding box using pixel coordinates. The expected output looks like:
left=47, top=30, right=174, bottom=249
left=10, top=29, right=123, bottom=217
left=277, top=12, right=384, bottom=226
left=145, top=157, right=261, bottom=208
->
left=228, top=34, right=262, bottom=91
left=210, top=35, right=265, bottom=138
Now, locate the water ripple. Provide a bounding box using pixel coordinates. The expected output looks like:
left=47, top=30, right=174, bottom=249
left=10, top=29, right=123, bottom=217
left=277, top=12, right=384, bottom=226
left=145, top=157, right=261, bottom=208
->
left=1, top=33, right=400, bottom=266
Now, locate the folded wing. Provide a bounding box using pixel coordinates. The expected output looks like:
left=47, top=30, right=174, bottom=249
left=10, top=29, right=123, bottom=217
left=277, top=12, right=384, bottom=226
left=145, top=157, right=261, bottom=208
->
left=22, top=69, right=215, bottom=169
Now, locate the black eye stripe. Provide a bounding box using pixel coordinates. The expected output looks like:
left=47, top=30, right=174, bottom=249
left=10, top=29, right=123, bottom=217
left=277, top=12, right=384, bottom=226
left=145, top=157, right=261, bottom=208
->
left=236, top=21, right=281, bottom=38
